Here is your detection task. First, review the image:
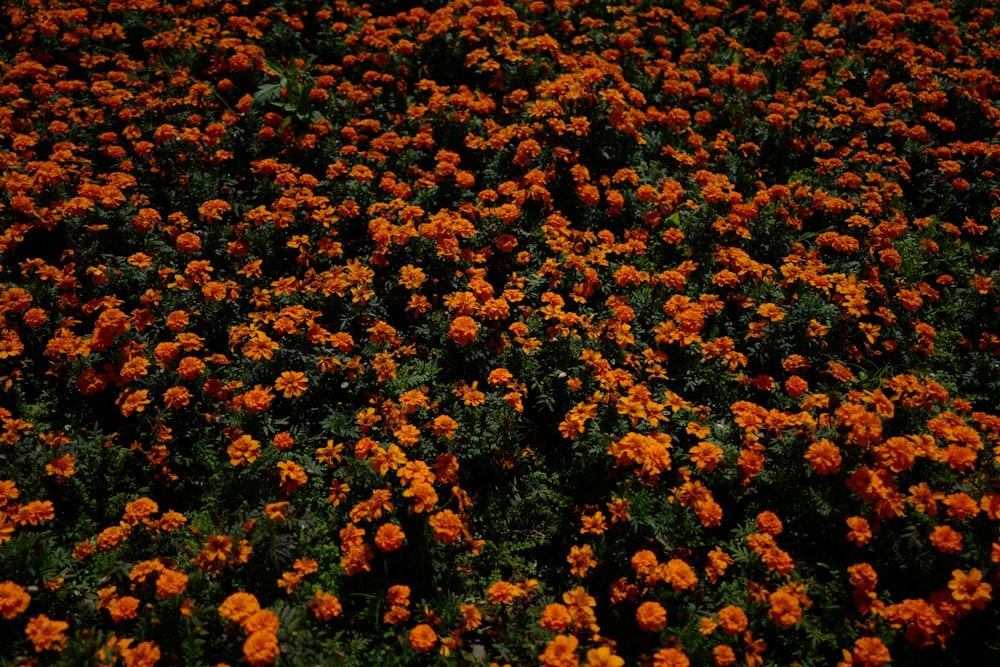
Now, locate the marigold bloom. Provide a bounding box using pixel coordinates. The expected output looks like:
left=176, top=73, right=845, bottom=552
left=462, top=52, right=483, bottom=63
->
left=805, top=438, right=842, bottom=475
left=755, top=511, right=783, bottom=535
left=839, top=636, right=891, bottom=667
left=219, top=592, right=260, bottom=624
left=408, top=623, right=437, bottom=652
left=374, top=523, right=406, bottom=552
left=768, top=589, right=803, bottom=628
left=243, top=609, right=280, bottom=634
left=24, top=614, right=69, bottom=652
left=636, top=600, right=667, bottom=631
left=948, top=568, right=992, bottom=612
left=309, top=590, right=343, bottom=620
left=713, top=644, right=737, bottom=666
left=651, top=647, right=689, bottom=667
left=0, top=581, right=30, bottom=619
left=487, top=581, right=526, bottom=604
left=717, top=605, right=748, bottom=635
left=567, top=544, right=597, bottom=577
left=539, top=634, right=579, bottom=667
left=584, top=646, right=625, bottom=667
left=928, top=525, right=963, bottom=553
left=228, top=435, right=261, bottom=466
left=107, top=596, right=140, bottom=623
left=449, top=315, right=478, bottom=345
left=243, top=630, right=279, bottom=666
left=274, top=371, right=309, bottom=398
left=155, top=569, right=188, bottom=598
left=277, top=460, right=307, bottom=491
left=429, top=509, right=464, bottom=545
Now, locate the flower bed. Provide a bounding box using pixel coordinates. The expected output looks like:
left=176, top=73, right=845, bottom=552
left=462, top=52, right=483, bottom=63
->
left=2, top=0, right=1000, bottom=665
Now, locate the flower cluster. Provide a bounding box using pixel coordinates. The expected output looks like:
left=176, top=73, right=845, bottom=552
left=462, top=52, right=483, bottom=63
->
left=2, top=0, right=1000, bottom=665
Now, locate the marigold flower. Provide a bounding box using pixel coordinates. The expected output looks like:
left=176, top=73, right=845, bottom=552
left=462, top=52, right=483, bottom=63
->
left=487, top=581, right=526, bottom=604
left=309, top=590, right=342, bottom=620
left=277, top=460, right=307, bottom=491
left=805, top=438, right=842, bottom=475
left=567, top=544, right=597, bottom=577
left=0, top=581, right=30, bottom=619
left=219, top=592, right=260, bottom=624
left=539, top=634, right=579, bottom=667
left=448, top=315, right=479, bottom=345
left=651, top=647, right=690, bottom=667
left=928, top=525, right=963, bottom=553
left=242, top=630, right=279, bottom=666
left=155, top=569, right=188, bottom=598
left=429, top=509, right=464, bottom=545
left=24, top=614, right=69, bottom=652
left=243, top=609, right=280, bottom=634
left=713, top=644, right=737, bottom=666
left=274, top=371, right=309, bottom=398
left=408, top=623, right=437, bottom=652
left=228, top=435, right=261, bottom=467
left=374, top=523, right=406, bottom=552
left=839, top=637, right=890, bottom=667
left=717, top=604, right=748, bottom=635
left=948, top=568, right=992, bottom=612
left=768, top=589, right=803, bottom=628
left=636, top=600, right=667, bottom=631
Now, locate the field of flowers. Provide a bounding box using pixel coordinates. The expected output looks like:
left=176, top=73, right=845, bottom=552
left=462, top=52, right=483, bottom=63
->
left=2, top=0, right=1000, bottom=665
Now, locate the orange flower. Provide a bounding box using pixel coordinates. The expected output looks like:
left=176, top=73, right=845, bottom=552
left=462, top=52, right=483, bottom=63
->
left=242, top=630, right=279, bottom=666
left=487, top=581, right=526, bottom=604
left=155, top=569, right=188, bottom=598
left=540, top=603, right=571, bottom=632
left=805, top=438, right=842, bottom=475
left=277, top=460, right=307, bottom=492
left=846, top=516, right=872, bottom=547
left=429, top=509, right=464, bottom=545
left=0, top=581, right=30, bottom=619
left=539, top=634, right=579, bottom=667
left=219, top=592, right=260, bottom=624
left=947, top=568, right=992, bottom=612
left=243, top=609, right=280, bottom=634
left=929, top=525, right=963, bottom=553
left=839, top=637, right=890, bottom=667
left=767, top=589, right=802, bottom=628
left=107, top=596, right=140, bottom=623
left=448, top=315, right=478, bottom=345
left=228, top=435, right=261, bottom=466
left=651, top=647, right=690, bottom=667
left=717, top=605, right=748, bottom=635
left=24, top=614, right=69, bottom=652
left=374, top=523, right=406, bottom=552
left=274, top=371, right=309, bottom=398
left=309, top=590, right=342, bottom=620
left=567, top=544, right=596, bottom=577
left=635, top=600, right=667, bottom=631
left=408, top=623, right=437, bottom=652
left=712, top=644, right=737, bottom=666
left=584, top=646, right=625, bottom=667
